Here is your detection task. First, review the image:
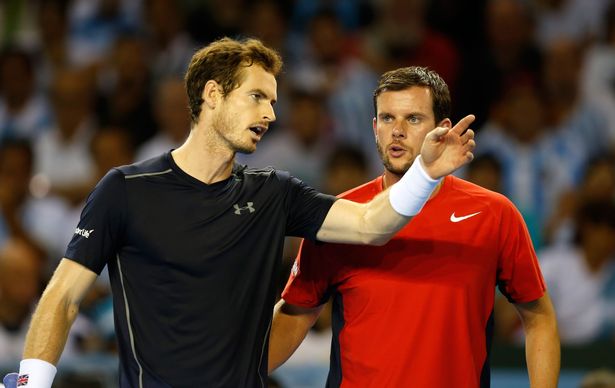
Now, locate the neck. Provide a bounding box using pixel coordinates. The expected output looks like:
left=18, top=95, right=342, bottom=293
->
left=382, top=168, right=444, bottom=199
left=171, top=125, right=235, bottom=184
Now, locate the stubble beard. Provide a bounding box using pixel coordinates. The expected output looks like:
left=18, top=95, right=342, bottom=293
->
left=212, top=106, right=255, bottom=154
left=376, top=138, right=414, bottom=176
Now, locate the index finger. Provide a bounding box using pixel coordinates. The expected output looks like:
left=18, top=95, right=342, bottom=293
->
left=451, top=114, right=476, bottom=136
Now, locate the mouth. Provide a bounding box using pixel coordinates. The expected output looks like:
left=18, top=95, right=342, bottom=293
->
left=248, top=124, right=268, bottom=136
left=388, top=144, right=407, bottom=158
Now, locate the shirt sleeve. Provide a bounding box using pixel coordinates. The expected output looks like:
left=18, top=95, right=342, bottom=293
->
left=496, top=198, right=546, bottom=303
left=282, top=172, right=336, bottom=241
left=281, top=238, right=333, bottom=308
left=64, top=168, right=127, bottom=274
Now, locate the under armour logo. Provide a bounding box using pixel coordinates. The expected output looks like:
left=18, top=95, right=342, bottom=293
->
left=234, top=202, right=255, bottom=215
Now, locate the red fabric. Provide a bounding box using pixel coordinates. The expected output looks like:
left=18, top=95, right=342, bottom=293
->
left=282, top=175, right=546, bottom=387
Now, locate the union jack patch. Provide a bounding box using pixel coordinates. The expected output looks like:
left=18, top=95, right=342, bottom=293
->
left=17, top=374, right=29, bottom=386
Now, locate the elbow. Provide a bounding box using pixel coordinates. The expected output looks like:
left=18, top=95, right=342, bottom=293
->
left=361, top=233, right=391, bottom=246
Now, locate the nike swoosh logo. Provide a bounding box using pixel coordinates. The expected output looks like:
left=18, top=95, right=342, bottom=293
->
left=450, top=211, right=482, bottom=223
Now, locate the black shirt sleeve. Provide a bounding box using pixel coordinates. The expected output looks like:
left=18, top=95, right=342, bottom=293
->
left=282, top=172, right=336, bottom=241
left=64, top=168, right=127, bottom=274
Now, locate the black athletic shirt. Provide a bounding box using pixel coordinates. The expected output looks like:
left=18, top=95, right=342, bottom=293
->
left=64, top=152, right=336, bottom=387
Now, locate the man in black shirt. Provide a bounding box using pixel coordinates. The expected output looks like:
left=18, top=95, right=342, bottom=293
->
left=7, top=38, right=475, bottom=387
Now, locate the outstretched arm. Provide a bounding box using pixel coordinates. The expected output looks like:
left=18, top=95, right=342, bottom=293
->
left=269, top=300, right=324, bottom=373
left=515, top=293, right=560, bottom=388
left=317, top=115, right=475, bottom=245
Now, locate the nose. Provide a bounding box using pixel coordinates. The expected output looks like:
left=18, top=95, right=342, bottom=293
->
left=263, top=103, right=276, bottom=123
left=392, top=121, right=407, bottom=139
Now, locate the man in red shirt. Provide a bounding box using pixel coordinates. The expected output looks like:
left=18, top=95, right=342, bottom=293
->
left=269, top=66, right=560, bottom=387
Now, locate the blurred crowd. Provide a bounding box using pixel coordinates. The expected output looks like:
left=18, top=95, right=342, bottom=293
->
left=1, top=0, right=615, bottom=384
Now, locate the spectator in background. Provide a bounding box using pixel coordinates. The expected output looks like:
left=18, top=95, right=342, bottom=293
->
left=532, top=0, right=610, bottom=48
left=474, top=75, right=551, bottom=246
left=363, top=0, right=460, bottom=87
left=322, top=145, right=370, bottom=196
left=581, top=1, right=615, bottom=147
left=238, top=88, right=333, bottom=189
left=287, top=8, right=380, bottom=176
left=33, top=0, right=71, bottom=91
left=0, top=239, right=43, bottom=367
left=542, top=38, right=610, bottom=160
left=244, top=1, right=290, bottom=56
left=0, top=139, right=69, bottom=264
left=455, top=0, right=542, bottom=129
left=143, top=0, right=196, bottom=80
left=65, top=0, right=142, bottom=69
left=34, top=68, right=97, bottom=206
left=0, top=47, right=53, bottom=141
left=464, top=152, right=503, bottom=194
left=135, top=77, right=189, bottom=161
left=97, top=34, right=156, bottom=146
left=183, top=0, right=245, bottom=44
left=544, top=154, right=615, bottom=246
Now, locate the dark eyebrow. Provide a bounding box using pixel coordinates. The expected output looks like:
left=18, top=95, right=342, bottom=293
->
left=405, top=112, right=426, bottom=120
left=249, top=89, right=277, bottom=105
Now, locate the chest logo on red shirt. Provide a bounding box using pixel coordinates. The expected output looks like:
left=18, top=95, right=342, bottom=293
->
left=450, top=211, right=481, bottom=223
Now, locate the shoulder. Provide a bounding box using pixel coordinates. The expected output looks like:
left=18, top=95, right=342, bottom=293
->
left=448, top=176, right=513, bottom=210
left=337, top=177, right=382, bottom=203
left=116, top=153, right=171, bottom=179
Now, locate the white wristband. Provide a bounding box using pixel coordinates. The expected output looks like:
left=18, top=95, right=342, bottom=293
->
left=389, top=155, right=441, bottom=216
left=18, top=359, right=57, bottom=388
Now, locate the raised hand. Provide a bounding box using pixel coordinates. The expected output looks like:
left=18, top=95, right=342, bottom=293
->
left=419, top=114, right=475, bottom=179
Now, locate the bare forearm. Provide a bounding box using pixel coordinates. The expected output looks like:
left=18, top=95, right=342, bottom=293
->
left=269, top=302, right=321, bottom=373
left=525, top=322, right=560, bottom=388
left=316, top=189, right=410, bottom=245
left=23, top=286, right=79, bottom=364
left=516, top=294, right=560, bottom=388
left=23, top=259, right=96, bottom=364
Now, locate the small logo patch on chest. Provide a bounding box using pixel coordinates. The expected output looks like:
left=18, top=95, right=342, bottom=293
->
left=233, top=202, right=255, bottom=215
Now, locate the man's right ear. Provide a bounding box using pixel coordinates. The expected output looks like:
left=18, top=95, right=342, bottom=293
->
left=203, top=80, right=221, bottom=109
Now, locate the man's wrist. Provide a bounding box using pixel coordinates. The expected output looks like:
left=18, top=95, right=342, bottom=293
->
left=18, top=359, right=57, bottom=388
left=389, top=155, right=441, bottom=217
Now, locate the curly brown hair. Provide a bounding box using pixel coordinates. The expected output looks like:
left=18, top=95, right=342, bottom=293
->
left=184, top=37, right=283, bottom=125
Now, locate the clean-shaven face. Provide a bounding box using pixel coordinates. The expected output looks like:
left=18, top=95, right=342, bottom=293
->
left=212, top=64, right=277, bottom=154
left=373, top=86, right=439, bottom=175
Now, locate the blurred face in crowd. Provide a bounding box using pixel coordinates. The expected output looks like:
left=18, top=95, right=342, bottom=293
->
left=288, top=94, right=325, bottom=148
left=91, top=128, right=134, bottom=177
left=0, top=53, right=34, bottom=108
left=51, top=70, right=95, bottom=136
left=155, top=79, right=190, bottom=142
left=0, top=145, right=32, bottom=205
left=209, top=65, right=277, bottom=154
left=0, top=240, right=41, bottom=308
left=501, top=83, right=545, bottom=143
left=373, top=86, right=450, bottom=175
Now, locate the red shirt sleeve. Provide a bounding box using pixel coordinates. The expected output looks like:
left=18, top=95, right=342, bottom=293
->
left=281, top=238, right=333, bottom=308
left=496, top=198, right=546, bottom=303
